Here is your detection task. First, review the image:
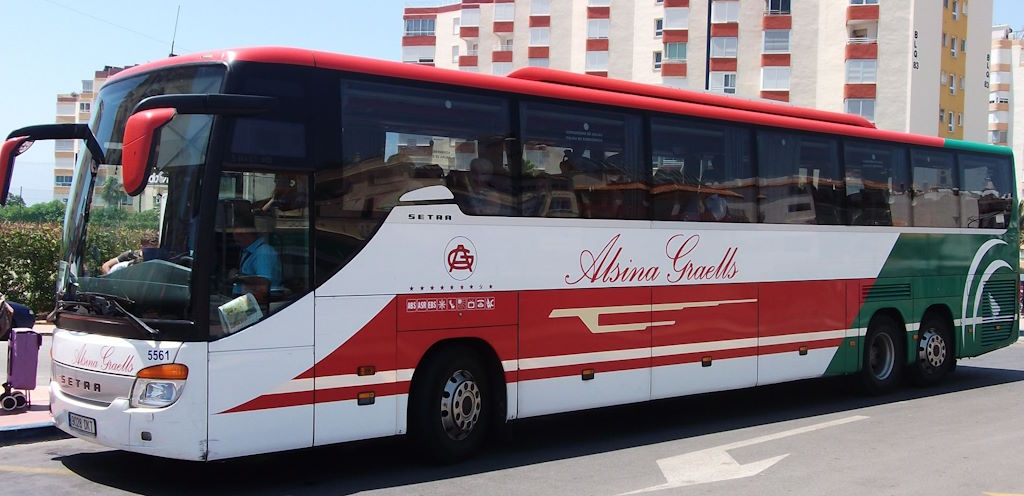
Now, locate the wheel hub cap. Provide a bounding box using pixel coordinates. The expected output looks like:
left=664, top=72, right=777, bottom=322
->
left=920, top=330, right=947, bottom=369
left=440, top=369, right=482, bottom=441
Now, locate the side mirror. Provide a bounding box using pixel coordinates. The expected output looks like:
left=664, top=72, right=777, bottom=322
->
left=0, top=137, right=33, bottom=205
left=121, top=108, right=177, bottom=196
left=121, top=93, right=275, bottom=197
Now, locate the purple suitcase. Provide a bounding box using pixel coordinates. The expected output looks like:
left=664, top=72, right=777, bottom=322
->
left=7, top=328, right=41, bottom=390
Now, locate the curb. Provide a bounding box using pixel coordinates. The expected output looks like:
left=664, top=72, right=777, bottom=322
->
left=0, top=422, right=70, bottom=447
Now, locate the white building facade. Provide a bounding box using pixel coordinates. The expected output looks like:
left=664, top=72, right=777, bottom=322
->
left=402, top=0, right=991, bottom=141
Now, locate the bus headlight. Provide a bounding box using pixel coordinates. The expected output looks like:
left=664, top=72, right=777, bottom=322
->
left=131, top=364, right=188, bottom=408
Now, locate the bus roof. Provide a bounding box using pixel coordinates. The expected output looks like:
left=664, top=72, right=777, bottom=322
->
left=111, top=47, right=1009, bottom=154
left=506, top=66, right=876, bottom=129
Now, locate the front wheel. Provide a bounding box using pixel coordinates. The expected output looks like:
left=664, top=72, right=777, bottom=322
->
left=409, top=345, right=491, bottom=463
left=909, top=316, right=955, bottom=386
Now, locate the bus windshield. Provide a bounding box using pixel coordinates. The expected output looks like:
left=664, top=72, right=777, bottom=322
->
left=58, top=65, right=225, bottom=335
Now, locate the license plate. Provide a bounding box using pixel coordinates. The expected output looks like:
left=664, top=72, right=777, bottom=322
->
left=68, top=412, right=96, bottom=436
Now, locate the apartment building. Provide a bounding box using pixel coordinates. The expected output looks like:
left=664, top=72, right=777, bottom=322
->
left=53, top=65, right=166, bottom=211
left=989, top=25, right=1024, bottom=194
left=402, top=0, right=991, bottom=141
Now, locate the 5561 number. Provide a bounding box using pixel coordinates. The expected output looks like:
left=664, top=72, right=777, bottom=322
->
left=147, top=350, right=170, bottom=361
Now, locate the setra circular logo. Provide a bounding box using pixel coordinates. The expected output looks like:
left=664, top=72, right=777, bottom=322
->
left=445, top=237, right=477, bottom=280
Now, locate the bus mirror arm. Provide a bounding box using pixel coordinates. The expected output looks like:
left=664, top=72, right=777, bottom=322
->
left=133, top=94, right=277, bottom=116
left=0, top=123, right=106, bottom=205
left=121, top=94, right=278, bottom=197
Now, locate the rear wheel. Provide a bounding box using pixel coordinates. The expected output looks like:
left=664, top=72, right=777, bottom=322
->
left=909, top=315, right=954, bottom=386
left=860, top=315, right=904, bottom=394
left=409, top=345, right=491, bottom=463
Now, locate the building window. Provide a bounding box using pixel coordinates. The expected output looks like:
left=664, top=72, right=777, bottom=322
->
left=665, top=8, right=689, bottom=29
left=850, top=0, right=878, bottom=4
left=665, top=42, right=687, bottom=61
left=940, top=71, right=947, bottom=85
left=55, top=139, right=74, bottom=152
left=710, top=37, right=738, bottom=57
left=452, top=45, right=460, bottom=64
left=957, top=113, right=963, bottom=127
left=655, top=18, right=664, bottom=36
left=712, top=1, right=740, bottom=23
left=531, top=0, right=550, bottom=15
left=947, top=112, right=954, bottom=132
left=961, top=39, right=966, bottom=53
left=845, top=98, right=875, bottom=121
left=654, top=51, right=663, bottom=70
left=943, top=0, right=948, bottom=7
left=528, top=58, right=550, bottom=67
left=496, top=39, right=514, bottom=51
left=453, top=17, right=460, bottom=35
left=468, top=42, right=479, bottom=56
left=492, top=62, right=514, bottom=76
left=589, top=0, right=612, bottom=5
left=586, top=51, right=610, bottom=71
left=846, top=59, right=877, bottom=83
left=763, top=30, right=790, bottom=52
left=710, top=72, right=737, bottom=94
left=990, top=130, right=1008, bottom=143
left=952, top=0, right=958, bottom=18
left=404, top=18, right=435, bottom=36
left=939, top=108, right=945, bottom=122
left=951, top=36, right=958, bottom=57
left=959, top=76, right=965, bottom=89
left=942, top=32, right=947, bottom=47
left=56, top=102, right=75, bottom=115
left=494, top=3, right=515, bottom=21
left=78, top=102, right=91, bottom=113
left=530, top=27, right=550, bottom=46
left=762, top=67, right=791, bottom=90
left=588, top=19, right=610, bottom=39
left=949, top=77, right=956, bottom=95
left=54, top=175, right=73, bottom=187
left=461, top=8, right=480, bottom=26
left=402, top=46, right=435, bottom=64
left=765, top=0, right=791, bottom=14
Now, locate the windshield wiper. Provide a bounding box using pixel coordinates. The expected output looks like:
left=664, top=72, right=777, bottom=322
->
left=58, top=292, right=159, bottom=337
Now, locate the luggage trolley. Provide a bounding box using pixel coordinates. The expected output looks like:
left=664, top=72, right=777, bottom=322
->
left=2, top=329, right=42, bottom=411
left=1, top=298, right=40, bottom=411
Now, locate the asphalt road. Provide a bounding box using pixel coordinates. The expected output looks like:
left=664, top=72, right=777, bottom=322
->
left=0, top=339, right=1022, bottom=496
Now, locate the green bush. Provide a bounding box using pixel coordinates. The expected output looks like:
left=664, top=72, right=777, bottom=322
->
left=0, top=221, right=158, bottom=315
left=0, top=222, right=62, bottom=314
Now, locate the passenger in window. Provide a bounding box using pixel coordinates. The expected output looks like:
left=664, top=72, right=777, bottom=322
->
left=230, top=208, right=282, bottom=306
left=259, top=175, right=305, bottom=214
left=457, top=157, right=510, bottom=215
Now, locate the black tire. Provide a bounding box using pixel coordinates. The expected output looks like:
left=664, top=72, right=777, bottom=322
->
left=409, top=345, right=491, bottom=463
left=860, top=315, right=904, bottom=394
left=909, top=315, right=955, bottom=386
left=0, top=394, right=16, bottom=411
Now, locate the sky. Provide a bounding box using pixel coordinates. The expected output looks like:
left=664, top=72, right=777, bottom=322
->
left=1, top=0, right=1024, bottom=205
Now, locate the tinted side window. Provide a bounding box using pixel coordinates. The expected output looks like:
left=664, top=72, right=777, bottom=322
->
left=910, top=149, right=958, bottom=227
left=334, top=80, right=513, bottom=218
left=959, top=153, right=1013, bottom=228
left=520, top=102, right=646, bottom=219
left=844, top=140, right=910, bottom=226
left=757, top=131, right=843, bottom=224
left=650, top=117, right=755, bottom=222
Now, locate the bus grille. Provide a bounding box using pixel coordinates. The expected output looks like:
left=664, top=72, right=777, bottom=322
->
left=862, top=283, right=911, bottom=301
left=977, top=279, right=1017, bottom=347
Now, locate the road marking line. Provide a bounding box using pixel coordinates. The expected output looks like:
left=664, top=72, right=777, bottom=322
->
left=621, top=415, right=869, bottom=495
